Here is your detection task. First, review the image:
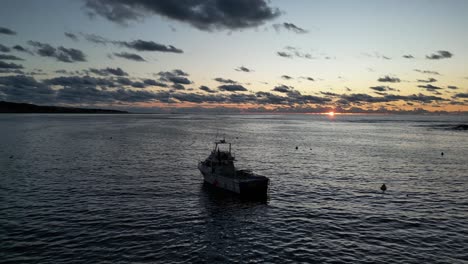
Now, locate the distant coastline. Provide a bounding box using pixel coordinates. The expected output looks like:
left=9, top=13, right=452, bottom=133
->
left=0, top=101, right=127, bottom=114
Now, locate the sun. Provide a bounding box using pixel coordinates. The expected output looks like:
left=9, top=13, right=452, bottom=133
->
left=327, top=111, right=335, bottom=116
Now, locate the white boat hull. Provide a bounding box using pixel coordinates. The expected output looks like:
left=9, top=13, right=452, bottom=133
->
left=198, top=163, right=269, bottom=197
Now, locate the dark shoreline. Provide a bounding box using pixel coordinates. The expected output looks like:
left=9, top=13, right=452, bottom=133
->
left=0, top=101, right=127, bottom=114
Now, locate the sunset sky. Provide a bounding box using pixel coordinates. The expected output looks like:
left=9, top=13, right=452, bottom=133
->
left=0, top=0, right=467, bottom=113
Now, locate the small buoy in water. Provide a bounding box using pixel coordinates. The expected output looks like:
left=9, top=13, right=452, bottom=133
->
left=380, top=184, right=387, bottom=193
left=295, top=146, right=298, bottom=150
left=9, top=155, right=13, bottom=159
left=441, top=152, right=444, bottom=156
left=110, top=137, right=113, bottom=139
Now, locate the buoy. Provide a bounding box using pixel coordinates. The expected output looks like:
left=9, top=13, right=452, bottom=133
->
left=441, top=152, right=444, bottom=156
left=295, top=146, right=298, bottom=150
left=380, top=184, right=387, bottom=193
left=9, top=155, right=13, bottom=159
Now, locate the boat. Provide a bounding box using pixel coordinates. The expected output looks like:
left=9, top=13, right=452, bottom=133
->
left=198, top=139, right=269, bottom=197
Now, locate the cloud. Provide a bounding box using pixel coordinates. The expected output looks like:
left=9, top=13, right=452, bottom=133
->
left=118, top=40, right=183, bottom=53
left=320, top=91, right=339, bottom=97
left=369, top=86, right=397, bottom=92
left=414, top=69, right=440, bottom=75
left=143, top=79, right=168, bottom=87
left=277, top=51, right=292, bottom=58
left=12, top=45, right=32, bottom=54
left=301, top=76, right=314, bottom=81
left=0, top=44, right=10, bottom=52
left=200, top=85, right=216, bottom=93
left=27, top=41, right=86, bottom=63
left=281, top=75, right=293, bottom=80
left=0, top=27, right=16, bottom=35
left=447, top=86, right=458, bottom=90
left=0, top=54, right=23, bottom=61
left=83, top=0, right=281, bottom=30
left=273, top=22, right=308, bottom=33
left=235, top=66, right=252, bottom=72
left=80, top=33, right=182, bottom=53
left=417, top=84, right=443, bottom=92
left=278, top=46, right=313, bottom=59
left=0, top=75, right=55, bottom=104
left=157, top=69, right=191, bottom=84
left=171, top=83, right=185, bottom=90
left=426, top=50, right=453, bottom=60
left=113, top=52, right=146, bottom=61
left=214, top=77, right=237, bottom=84
left=453, top=93, right=468, bottom=99
left=218, top=84, right=248, bottom=92
left=89, top=67, right=128, bottom=76
left=0, top=61, right=23, bottom=69
left=378, top=75, right=401, bottom=83
left=64, top=32, right=79, bottom=41
left=340, top=93, right=446, bottom=104
left=44, top=76, right=115, bottom=87
left=272, top=84, right=292, bottom=93
left=362, top=52, right=391, bottom=60
left=417, top=78, right=437, bottom=83
left=403, top=54, right=414, bottom=59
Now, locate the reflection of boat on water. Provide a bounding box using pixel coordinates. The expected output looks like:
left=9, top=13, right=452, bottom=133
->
left=198, top=139, right=269, bottom=197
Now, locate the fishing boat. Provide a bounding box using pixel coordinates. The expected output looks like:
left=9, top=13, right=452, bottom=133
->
left=198, top=139, right=269, bottom=197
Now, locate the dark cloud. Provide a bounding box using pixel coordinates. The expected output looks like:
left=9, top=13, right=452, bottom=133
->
left=378, top=75, right=401, bottom=83
left=403, top=54, right=414, bottom=59
left=417, top=84, right=443, bottom=92
left=0, top=75, right=55, bottom=104
left=131, top=81, right=145, bottom=88
left=143, top=79, right=168, bottom=87
left=414, top=69, right=440, bottom=75
left=281, top=75, right=293, bottom=80
left=113, top=52, right=146, bottom=61
left=44, top=76, right=115, bottom=87
left=0, top=44, right=10, bottom=52
left=27, top=41, right=86, bottom=63
left=12, top=45, right=32, bottom=54
left=235, top=66, right=252, bottom=72
left=118, top=40, right=183, bottom=53
left=0, top=61, right=23, bottom=69
left=320, top=91, right=339, bottom=97
left=426, top=50, right=453, bottom=60
left=157, top=70, right=191, bottom=84
left=369, top=86, right=397, bottom=92
left=0, top=27, right=16, bottom=35
left=301, top=76, right=314, bottom=81
left=417, top=78, right=437, bottom=83
left=453, top=93, right=468, bottom=99
left=64, top=32, right=79, bottom=41
left=279, top=46, right=313, bottom=59
left=340, top=93, right=446, bottom=104
left=273, top=22, right=308, bottom=33
left=277, top=51, right=292, bottom=58
left=214, top=77, right=237, bottom=84
left=200, top=85, right=216, bottom=93
left=272, top=84, right=292, bottom=93
left=83, top=0, right=281, bottom=31
left=171, top=83, right=185, bottom=90
left=89, top=67, right=128, bottom=77
left=447, top=86, right=458, bottom=90
left=0, top=54, right=23, bottom=61
left=218, top=84, right=248, bottom=92
left=80, top=33, right=182, bottom=54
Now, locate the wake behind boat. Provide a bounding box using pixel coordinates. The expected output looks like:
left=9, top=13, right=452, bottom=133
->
left=198, top=139, right=269, bottom=197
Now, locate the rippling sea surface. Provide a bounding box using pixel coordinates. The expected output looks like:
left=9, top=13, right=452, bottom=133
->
left=1, top=114, right=467, bottom=263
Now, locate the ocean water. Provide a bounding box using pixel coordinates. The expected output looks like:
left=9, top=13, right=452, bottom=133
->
left=1, top=114, right=467, bottom=263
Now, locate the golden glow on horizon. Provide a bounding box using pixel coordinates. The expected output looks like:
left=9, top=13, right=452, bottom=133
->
left=327, top=111, right=335, bottom=116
